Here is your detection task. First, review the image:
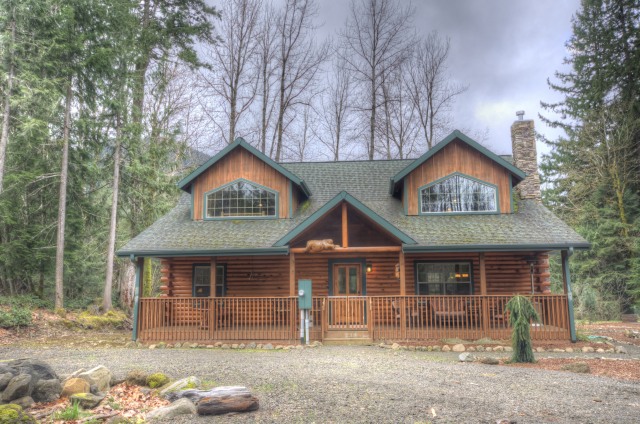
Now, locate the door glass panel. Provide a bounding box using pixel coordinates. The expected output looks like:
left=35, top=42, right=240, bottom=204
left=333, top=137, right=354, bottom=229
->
left=348, top=267, right=358, bottom=294
left=337, top=267, right=346, bottom=294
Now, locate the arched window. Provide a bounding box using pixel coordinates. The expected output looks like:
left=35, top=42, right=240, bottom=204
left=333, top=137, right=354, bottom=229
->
left=420, top=174, right=497, bottom=213
left=205, top=180, right=277, bottom=218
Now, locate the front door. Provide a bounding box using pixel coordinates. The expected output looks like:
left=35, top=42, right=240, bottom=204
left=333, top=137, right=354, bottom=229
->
left=331, top=264, right=365, bottom=327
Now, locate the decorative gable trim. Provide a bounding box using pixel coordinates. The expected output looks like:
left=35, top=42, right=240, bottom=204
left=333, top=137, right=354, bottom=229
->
left=389, top=130, right=527, bottom=195
left=273, top=191, right=417, bottom=247
left=177, top=138, right=312, bottom=197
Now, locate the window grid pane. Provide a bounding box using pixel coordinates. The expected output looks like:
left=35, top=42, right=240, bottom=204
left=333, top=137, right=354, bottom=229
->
left=206, top=181, right=276, bottom=218
left=416, top=262, right=472, bottom=295
left=420, top=175, right=497, bottom=213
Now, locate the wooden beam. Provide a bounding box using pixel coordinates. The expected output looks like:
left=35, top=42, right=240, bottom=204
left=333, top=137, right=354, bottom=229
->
left=479, top=253, right=487, bottom=295
left=290, top=246, right=401, bottom=254
left=210, top=257, right=217, bottom=298
left=399, top=251, right=406, bottom=296
left=289, top=253, right=296, bottom=296
left=341, top=202, right=348, bottom=248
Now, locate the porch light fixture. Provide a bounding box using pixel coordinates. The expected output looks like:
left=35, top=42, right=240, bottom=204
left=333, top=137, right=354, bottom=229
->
left=366, top=263, right=373, bottom=273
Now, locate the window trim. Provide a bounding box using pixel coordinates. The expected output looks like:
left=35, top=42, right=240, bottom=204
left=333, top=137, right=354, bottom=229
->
left=192, top=263, right=227, bottom=297
left=414, top=260, right=474, bottom=295
left=417, top=172, right=500, bottom=215
left=203, top=178, right=279, bottom=220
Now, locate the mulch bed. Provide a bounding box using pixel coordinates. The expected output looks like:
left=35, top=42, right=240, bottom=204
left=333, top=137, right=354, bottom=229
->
left=578, top=321, right=640, bottom=346
left=507, top=357, right=640, bottom=382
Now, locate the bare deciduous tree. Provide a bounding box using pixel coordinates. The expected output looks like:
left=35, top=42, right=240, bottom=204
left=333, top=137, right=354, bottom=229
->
left=255, top=3, right=278, bottom=154
left=407, top=32, right=468, bottom=149
left=339, top=0, right=414, bottom=160
left=272, top=0, right=328, bottom=162
left=200, top=0, right=261, bottom=144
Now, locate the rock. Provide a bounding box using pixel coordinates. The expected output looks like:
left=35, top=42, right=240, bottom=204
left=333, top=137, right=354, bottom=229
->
left=215, top=342, right=223, bottom=348
left=124, top=341, right=136, bottom=348
left=553, top=348, right=565, bottom=353
left=70, top=392, right=105, bottom=409
left=61, top=378, right=91, bottom=397
left=432, top=346, right=441, bottom=352
left=0, top=373, right=13, bottom=392
left=174, top=343, right=182, bottom=348
left=452, top=344, right=465, bottom=352
left=0, top=404, right=37, bottom=423
left=7, top=359, right=58, bottom=382
left=239, top=343, right=246, bottom=349
left=493, top=346, right=504, bottom=352
left=246, top=342, right=257, bottom=349
left=197, top=386, right=259, bottom=416
left=206, top=345, right=214, bottom=349
left=32, top=378, right=62, bottom=403
left=615, top=346, right=627, bottom=354
left=458, top=353, right=474, bottom=362
left=467, top=347, right=476, bottom=352
left=485, top=347, right=492, bottom=352
left=442, top=345, right=451, bottom=352
left=296, top=345, right=304, bottom=350
left=256, top=344, right=263, bottom=349
left=536, top=347, right=545, bottom=352
left=77, top=366, right=112, bottom=393
left=475, top=346, right=485, bottom=352
left=231, top=344, right=239, bottom=349
left=478, top=357, right=499, bottom=365
left=263, top=343, right=274, bottom=350
left=149, top=345, right=157, bottom=350
left=157, top=342, right=166, bottom=349
left=221, top=344, right=230, bottom=349
left=125, top=370, right=148, bottom=387
left=391, top=343, right=400, bottom=350
left=190, top=343, right=198, bottom=349
left=146, top=398, right=196, bottom=421
left=561, top=362, right=590, bottom=374
left=1, top=374, right=32, bottom=403
left=596, top=348, right=605, bottom=353
left=504, top=347, right=512, bottom=352
left=582, top=346, right=595, bottom=353
left=312, top=341, right=322, bottom=347
left=160, top=377, right=201, bottom=397
left=11, top=396, right=34, bottom=409
left=565, top=347, right=573, bottom=353
left=275, top=345, right=284, bottom=350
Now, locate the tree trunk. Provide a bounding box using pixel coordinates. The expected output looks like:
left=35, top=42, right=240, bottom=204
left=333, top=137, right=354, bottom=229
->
left=103, top=119, right=122, bottom=312
left=369, top=75, right=376, bottom=160
left=195, top=387, right=259, bottom=416
left=0, top=14, right=15, bottom=194
left=55, top=81, right=73, bottom=310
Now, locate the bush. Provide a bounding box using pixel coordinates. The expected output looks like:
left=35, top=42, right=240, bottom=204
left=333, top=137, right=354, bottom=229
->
left=77, top=309, right=128, bottom=329
left=147, top=373, right=170, bottom=389
left=505, top=295, right=539, bottom=363
left=0, top=295, right=51, bottom=310
left=0, top=306, right=32, bottom=329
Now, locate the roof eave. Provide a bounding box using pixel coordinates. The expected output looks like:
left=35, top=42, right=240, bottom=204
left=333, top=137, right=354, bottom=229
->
left=402, top=242, right=591, bottom=253
left=115, top=247, right=290, bottom=258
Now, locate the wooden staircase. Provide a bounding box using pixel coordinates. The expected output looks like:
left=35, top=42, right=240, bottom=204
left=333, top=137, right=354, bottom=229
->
left=322, top=329, right=372, bottom=345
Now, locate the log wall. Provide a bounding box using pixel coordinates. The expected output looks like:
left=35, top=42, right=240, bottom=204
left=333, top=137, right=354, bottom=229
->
left=404, top=139, right=513, bottom=214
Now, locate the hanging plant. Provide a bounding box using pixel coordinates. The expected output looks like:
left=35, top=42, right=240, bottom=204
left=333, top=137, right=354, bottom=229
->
left=505, top=295, right=540, bottom=363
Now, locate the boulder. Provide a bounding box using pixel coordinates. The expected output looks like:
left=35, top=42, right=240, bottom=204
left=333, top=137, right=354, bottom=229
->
left=1, top=374, right=32, bottom=403
left=159, top=377, right=201, bottom=398
left=263, top=343, right=274, bottom=350
left=442, top=345, right=451, bottom=352
left=0, top=374, right=13, bottom=392
left=582, top=346, right=595, bottom=353
left=478, top=357, right=499, bottom=365
left=458, top=353, right=474, bottom=362
left=11, top=396, right=34, bottom=409
left=61, top=378, right=90, bottom=397
left=146, top=398, right=196, bottom=422
left=615, top=346, right=627, bottom=354
left=246, top=342, right=257, bottom=349
left=391, top=343, right=400, bottom=350
left=452, top=344, right=465, bottom=352
left=32, top=378, right=62, bottom=403
left=70, top=392, right=105, bottom=409
left=7, top=359, right=58, bottom=383
left=77, top=366, right=112, bottom=393
left=0, top=404, right=37, bottom=424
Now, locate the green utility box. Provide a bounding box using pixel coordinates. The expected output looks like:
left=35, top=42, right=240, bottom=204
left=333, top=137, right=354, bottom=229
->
left=298, top=279, right=312, bottom=310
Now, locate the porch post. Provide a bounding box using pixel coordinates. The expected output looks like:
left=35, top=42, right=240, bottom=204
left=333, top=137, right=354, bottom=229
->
left=561, top=250, right=577, bottom=343
left=210, top=258, right=217, bottom=297
left=479, top=253, right=489, bottom=335
left=209, top=258, right=217, bottom=338
left=132, top=257, right=144, bottom=341
left=289, top=253, right=296, bottom=296
left=399, top=250, right=406, bottom=296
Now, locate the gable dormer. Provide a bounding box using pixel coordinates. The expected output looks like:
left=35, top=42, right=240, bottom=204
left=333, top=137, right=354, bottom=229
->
left=389, top=130, right=526, bottom=215
left=177, top=138, right=311, bottom=220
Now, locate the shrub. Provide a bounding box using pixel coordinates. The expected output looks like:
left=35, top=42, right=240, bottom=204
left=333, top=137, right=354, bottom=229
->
left=0, top=295, right=51, bottom=309
left=0, top=306, right=32, bottom=329
left=77, top=309, right=128, bottom=329
left=0, top=404, right=37, bottom=424
left=505, top=295, right=540, bottom=363
left=146, top=373, right=170, bottom=389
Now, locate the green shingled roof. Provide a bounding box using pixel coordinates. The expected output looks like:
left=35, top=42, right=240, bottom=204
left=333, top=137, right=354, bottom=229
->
left=117, top=158, right=589, bottom=257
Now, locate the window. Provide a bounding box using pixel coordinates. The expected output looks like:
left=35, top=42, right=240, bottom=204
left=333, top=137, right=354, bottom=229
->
left=205, top=180, right=276, bottom=218
left=420, top=174, right=497, bottom=213
left=415, top=262, right=472, bottom=295
left=193, top=265, right=226, bottom=297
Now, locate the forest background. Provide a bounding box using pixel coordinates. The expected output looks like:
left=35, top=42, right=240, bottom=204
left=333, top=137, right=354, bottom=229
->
left=0, top=0, right=638, bottom=321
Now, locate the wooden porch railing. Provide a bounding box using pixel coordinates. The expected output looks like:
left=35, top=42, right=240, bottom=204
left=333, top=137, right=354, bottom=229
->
left=137, top=294, right=570, bottom=342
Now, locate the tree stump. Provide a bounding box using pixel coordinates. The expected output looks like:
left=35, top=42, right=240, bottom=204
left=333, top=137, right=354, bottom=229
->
left=196, top=386, right=259, bottom=416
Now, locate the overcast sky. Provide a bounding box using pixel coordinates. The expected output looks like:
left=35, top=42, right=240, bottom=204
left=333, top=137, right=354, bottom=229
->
left=316, top=0, right=580, bottom=157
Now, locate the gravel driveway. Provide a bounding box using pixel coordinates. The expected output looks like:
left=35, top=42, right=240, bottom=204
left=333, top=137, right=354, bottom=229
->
left=1, top=345, right=639, bottom=423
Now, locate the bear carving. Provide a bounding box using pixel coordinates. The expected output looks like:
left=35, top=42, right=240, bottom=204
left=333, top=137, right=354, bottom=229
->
left=304, top=239, right=338, bottom=253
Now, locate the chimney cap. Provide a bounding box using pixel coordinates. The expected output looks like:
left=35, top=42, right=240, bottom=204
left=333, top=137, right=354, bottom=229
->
left=516, top=110, right=525, bottom=120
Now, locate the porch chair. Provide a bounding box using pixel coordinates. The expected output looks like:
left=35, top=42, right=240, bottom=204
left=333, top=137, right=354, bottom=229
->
left=429, top=297, right=467, bottom=324
left=391, top=300, right=421, bottom=327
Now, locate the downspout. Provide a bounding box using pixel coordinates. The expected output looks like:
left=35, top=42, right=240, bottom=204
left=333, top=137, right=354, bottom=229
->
left=131, top=255, right=142, bottom=341
left=563, top=247, right=577, bottom=342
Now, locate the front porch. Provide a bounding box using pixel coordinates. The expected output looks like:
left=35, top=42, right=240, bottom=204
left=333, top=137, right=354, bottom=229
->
left=136, top=294, right=571, bottom=343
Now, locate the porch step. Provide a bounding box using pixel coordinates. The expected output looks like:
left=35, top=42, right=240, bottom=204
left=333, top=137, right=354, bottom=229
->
left=323, top=330, right=372, bottom=345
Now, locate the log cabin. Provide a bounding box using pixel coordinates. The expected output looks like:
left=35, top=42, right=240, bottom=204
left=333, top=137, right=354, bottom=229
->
left=117, top=116, right=589, bottom=344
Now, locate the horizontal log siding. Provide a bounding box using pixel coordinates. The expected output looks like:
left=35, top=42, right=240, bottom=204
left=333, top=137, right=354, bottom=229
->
left=191, top=147, right=291, bottom=220
left=294, top=252, right=401, bottom=296
left=404, top=140, right=512, bottom=214
left=404, top=252, right=551, bottom=295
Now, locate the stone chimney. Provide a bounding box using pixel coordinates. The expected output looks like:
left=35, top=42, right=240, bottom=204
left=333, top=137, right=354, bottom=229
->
left=511, top=111, right=541, bottom=201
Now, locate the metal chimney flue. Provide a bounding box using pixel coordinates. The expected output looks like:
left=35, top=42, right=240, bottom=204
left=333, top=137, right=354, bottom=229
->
left=516, top=110, right=525, bottom=121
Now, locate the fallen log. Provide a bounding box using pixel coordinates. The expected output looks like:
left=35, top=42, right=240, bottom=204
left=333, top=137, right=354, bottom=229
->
left=196, top=386, right=259, bottom=416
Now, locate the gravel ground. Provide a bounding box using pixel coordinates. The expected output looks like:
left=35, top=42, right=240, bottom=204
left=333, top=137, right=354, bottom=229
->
left=1, top=345, right=639, bottom=423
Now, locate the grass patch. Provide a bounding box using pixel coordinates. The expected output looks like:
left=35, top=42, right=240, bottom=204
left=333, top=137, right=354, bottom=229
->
left=77, top=309, right=128, bottom=329
left=53, top=402, right=83, bottom=421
